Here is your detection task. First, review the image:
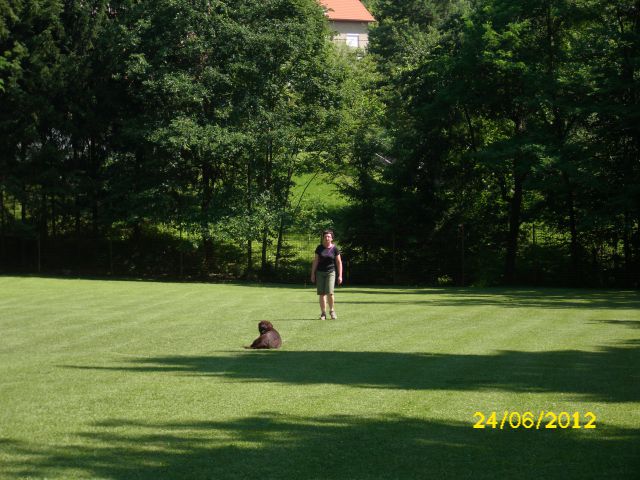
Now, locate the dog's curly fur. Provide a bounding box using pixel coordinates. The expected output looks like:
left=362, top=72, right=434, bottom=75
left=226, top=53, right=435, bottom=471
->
left=245, top=320, right=282, bottom=349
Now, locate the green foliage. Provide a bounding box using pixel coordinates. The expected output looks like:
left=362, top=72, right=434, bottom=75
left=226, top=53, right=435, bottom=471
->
left=1, top=0, right=638, bottom=286
left=0, top=0, right=351, bottom=279
left=353, top=0, right=639, bottom=286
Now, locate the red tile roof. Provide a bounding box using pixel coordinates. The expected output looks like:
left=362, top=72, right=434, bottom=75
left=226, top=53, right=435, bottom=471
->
left=319, top=0, right=375, bottom=22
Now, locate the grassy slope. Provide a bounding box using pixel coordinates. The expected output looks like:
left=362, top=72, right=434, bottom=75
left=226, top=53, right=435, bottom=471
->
left=291, top=173, right=348, bottom=211
left=0, top=277, right=639, bottom=479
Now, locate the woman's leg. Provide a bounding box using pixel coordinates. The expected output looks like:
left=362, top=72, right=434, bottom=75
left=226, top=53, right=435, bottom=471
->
left=318, top=294, right=326, bottom=315
left=326, top=271, right=336, bottom=318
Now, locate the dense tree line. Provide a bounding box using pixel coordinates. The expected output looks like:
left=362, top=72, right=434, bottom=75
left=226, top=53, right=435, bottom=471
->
left=1, top=0, right=638, bottom=286
left=0, top=0, right=354, bottom=277
left=340, top=0, right=638, bottom=286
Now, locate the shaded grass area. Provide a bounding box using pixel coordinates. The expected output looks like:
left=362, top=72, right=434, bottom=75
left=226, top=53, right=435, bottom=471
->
left=0, top=277, right=639, bottom=479
left=63, top=344, right=640, bottom=402
left=2, top=416, right=637, bottom=479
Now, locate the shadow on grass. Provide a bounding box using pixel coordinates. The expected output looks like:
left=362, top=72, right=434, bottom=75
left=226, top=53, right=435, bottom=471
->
left=591, top=320, right=640, bottom=329
left=65, top=341, right=640, bottom=402
left=2, top=414, right=638, bottom=479
left=338, top=288, right=640, bottom=310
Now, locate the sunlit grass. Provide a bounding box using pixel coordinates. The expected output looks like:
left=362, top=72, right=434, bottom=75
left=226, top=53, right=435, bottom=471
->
left=291, top=173, right=348, bottom=210
left=0, top=277, right=638, bottom=479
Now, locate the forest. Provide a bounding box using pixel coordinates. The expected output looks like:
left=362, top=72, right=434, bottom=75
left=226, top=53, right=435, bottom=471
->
left=0, top=0, right=638, bottom=287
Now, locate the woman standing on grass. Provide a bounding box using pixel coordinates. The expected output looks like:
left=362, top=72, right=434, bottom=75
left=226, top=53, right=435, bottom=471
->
left=311, top=229, right=342, bottom=320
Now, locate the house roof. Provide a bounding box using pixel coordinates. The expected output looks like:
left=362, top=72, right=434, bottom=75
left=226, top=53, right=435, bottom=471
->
left=319, top=0, right=375, bottom=22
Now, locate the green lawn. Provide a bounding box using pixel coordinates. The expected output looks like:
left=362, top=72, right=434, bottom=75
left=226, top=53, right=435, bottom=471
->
left=1, top=276, right=639, bottom=479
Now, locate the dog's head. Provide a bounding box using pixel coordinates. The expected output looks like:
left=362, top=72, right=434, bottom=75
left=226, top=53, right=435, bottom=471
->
left=258, top=320, right=274, bottom=334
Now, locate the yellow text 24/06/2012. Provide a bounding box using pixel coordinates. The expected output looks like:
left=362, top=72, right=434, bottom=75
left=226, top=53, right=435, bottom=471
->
left=473, top=411, right=597, bottom=430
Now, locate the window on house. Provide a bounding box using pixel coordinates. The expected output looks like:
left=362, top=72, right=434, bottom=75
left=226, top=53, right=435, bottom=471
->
left=346, top=34, right=359, bottom=48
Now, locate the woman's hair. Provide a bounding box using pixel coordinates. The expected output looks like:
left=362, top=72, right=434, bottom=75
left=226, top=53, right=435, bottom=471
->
left=322, top=229, right=334, bottom=238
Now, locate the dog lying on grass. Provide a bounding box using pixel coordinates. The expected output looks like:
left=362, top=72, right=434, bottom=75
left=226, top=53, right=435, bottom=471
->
left=245, top=320, right=282, bottom=349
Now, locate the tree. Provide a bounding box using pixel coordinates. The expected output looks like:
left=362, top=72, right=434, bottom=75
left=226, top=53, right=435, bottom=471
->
left=365, top=0, right=604, bottom=284
left=582, top=0, right=640, bottom=284
left=107, top=0, right=337, bottom=275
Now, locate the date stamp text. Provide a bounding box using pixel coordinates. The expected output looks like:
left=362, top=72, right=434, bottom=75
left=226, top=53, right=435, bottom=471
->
left=473, top=411, right=597, bottom=429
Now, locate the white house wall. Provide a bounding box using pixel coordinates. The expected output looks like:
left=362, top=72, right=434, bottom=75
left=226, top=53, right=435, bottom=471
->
left=329, top=21, right=371, bottom=48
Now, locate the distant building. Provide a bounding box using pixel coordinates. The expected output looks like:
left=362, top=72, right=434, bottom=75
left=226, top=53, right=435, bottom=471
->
left=319, top=0, right=376, bottom=49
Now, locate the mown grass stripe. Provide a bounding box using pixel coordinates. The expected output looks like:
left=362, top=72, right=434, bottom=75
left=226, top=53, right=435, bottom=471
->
left=0, top=276, right=638, bottom=479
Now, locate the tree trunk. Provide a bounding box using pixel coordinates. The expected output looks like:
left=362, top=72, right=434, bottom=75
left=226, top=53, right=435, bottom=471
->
left=504, top=114, right=530, bottom=284
left=275, top=165, right=294, bottom=271
left=73, top=144, right=81, bottom=239
left=260, top=139, right=273, bottom=274
left=0, top=186, right=5, bottom=262
left=261, top=228, right=268, bottom=273
left=108, top=236, right=113, bottom=275
left=247, top=240, right=253, bottom=273
left=623, top=210, right=631, bottom=284
left=246, top=158, right=253, bottom=274
left=20, top=194, right=27, bottom=268
left=560, top=171, right=580, bottom=283
left=51, top=194, right=57, bottom=237
left=201, top=161, right=214, bottom=275
left=631, top=216, right=640, bottom=288
left=178, top=226, right=183, bottom=278
left=39, top=191, right=48, bottom=240
left=202, top=232, right=214, bottom=276
left=568, top=196, right=579, bottom=283
left=275, top=217, right=285, bottom=271
left=504, top=170, right=523, bottom=284
left=90, top=138, right=99, bottom=236
left=21, top=184, right=27, bottom=224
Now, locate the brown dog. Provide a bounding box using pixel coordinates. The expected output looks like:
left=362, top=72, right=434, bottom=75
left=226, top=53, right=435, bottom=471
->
left=245, top=320, right=282, bottom=349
